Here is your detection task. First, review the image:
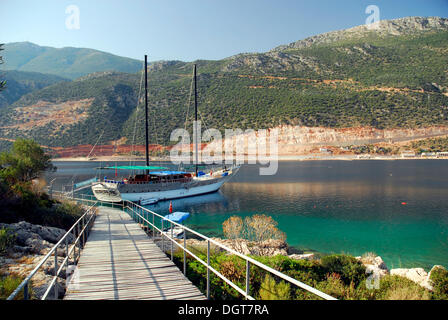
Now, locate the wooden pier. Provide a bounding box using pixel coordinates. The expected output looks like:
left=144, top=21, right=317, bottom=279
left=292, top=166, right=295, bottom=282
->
left=64, top=206, right=205, bottom=300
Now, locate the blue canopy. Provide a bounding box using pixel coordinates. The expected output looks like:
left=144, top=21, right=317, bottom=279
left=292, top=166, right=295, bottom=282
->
left=163, top=211, right=190, bottom=223
left=151, top=171, right=189, bottom=176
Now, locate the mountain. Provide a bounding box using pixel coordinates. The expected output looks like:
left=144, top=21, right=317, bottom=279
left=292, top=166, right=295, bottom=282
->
left=0, top=70, right=68, bottom=110
left=1, top=42, right=142, bottom=79
left=1, top=16, right=448, bottom=149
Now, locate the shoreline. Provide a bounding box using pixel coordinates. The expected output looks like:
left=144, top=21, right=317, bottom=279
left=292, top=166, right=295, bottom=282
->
left=51, top=155, right=448, bottom=162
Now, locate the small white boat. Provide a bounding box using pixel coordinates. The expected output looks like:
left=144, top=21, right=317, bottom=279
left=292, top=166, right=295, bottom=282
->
left=162, top=226, right=185, bottom=239
left=161, top=211, right=190, bottom=239
left=139, top=197, right=158, bottom=205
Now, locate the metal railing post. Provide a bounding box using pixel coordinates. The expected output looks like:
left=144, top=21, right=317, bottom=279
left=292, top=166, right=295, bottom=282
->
left=183, top=228, right=187, bottom=276
left=207, top=240, right=210, bottom=299
left=81, top=216, right=85, bottom=248
left=246, top=260, right=250, bottom=299
left=23, top=283, right=28, bottom=300
left=65, top=237, right=69, bottom=275
left=54, top=246, right=58, bottom=299
left=76, top=223, right=80, bottom=261
left=170, top=221, right=173, bottom=261
left=161, top=219, right=164, bottom=252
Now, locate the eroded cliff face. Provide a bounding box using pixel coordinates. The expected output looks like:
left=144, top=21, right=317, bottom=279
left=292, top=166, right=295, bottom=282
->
left=205, top=125, right=448, bottom=156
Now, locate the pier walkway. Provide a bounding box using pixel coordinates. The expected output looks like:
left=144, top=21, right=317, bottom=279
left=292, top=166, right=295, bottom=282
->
left=64, top=206, right=205, bottom=300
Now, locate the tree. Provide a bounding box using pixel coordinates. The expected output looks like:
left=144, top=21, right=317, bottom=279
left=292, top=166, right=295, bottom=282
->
left=222, top=214, right=286, bottom=255
left=0, top=138, right=55, bottom=186
left=222, top=216, right=245, bottom=253
left=244, top=214, right=286, bottom=244
left=0, top=44, right=5, bottom=91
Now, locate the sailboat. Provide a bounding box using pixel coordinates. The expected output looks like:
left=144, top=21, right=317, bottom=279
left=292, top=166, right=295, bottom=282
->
left=91, top=55, right=240, bottom=203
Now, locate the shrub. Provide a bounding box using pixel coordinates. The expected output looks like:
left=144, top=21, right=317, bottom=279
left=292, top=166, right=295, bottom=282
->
left=0, top=228, right=16, bottom=254
left=430, top=266, right=448, bottom=300
left=0, top=275, right=31, bottom=300
left=385, top=286, right=431, bottom=300
left=364, top=275, right=431, bottom=300
left=258, top=275, right=291, bottom=300
left=320, top=254, right=366, bottom=286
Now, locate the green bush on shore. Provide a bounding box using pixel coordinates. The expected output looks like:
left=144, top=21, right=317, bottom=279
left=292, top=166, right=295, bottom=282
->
left=171, top=248, right=444, bottom=300
left=430, top=266, right=448, bottom=300
left=0, top=274, right=31, bottom=300
left=0, top=139, right=84, bottom=230
left=0, top=228, right=16, bottom=254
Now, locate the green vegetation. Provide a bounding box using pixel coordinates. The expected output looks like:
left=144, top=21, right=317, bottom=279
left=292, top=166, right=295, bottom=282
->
left=409, top=136, right=448, bottom=153
left=1, top=18, right=448, bottom=149
left=2, top=42, right=142, bottom=79
left=0, top=70, right=68, bottom=109
left=170, top=212, right=448, bottom=300
left=0, top=227, right=16, bottom=254
left=0, top=274, right=30, bottom=300
left=0, top=139, right=83, bottom=229
left=172, top=249, right=445, bottom=300
left=258, top=275, right=291, bottom=300
left=430, top=266, right=448, bottom=300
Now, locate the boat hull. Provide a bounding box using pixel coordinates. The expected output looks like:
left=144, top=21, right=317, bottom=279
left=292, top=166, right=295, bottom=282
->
left=91, top=183, right=122, bottom=203
left=120, top=177, right=227, bottom=202
left=91, top=167, right=239, bottom=203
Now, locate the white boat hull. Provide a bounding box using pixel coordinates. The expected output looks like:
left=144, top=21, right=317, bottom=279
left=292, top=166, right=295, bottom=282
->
left=91, top=167, right=238, bottom=203
left=120, top=177, right=227, bottom=202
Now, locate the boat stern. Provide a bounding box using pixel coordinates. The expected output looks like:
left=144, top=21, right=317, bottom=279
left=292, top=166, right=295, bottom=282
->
left=91, top=182, right=122, bottom=203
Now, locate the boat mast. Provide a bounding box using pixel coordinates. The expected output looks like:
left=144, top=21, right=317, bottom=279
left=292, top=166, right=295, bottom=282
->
left=145, top=55, right=149, bottom=174
left=193, top=64, right=198, bottom=176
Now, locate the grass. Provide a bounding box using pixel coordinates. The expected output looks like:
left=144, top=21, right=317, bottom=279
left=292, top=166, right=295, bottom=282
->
left=0, top=228, right=16, bottom=254
left=0, top=274, right=32, bottom=300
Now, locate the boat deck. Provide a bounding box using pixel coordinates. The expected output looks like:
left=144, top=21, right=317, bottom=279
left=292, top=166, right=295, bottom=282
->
left=64, top=206, right=205, bottom=300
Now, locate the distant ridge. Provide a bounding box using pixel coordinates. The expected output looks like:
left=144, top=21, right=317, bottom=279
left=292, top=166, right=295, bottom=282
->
left=1, top=16, right=448, bottom=149
left=2, top=42, right=142, bottom=79
left=273, top=16, right=448, bottom=51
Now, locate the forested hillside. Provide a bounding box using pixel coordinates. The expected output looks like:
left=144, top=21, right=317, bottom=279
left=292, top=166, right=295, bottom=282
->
left=0, top=70, right=68, bottom=110
left=0, top=17, right=447, bottom=148
left=2, top=42, right=142, bottom=79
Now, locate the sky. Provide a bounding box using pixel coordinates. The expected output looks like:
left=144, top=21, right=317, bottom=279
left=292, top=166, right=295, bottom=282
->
left=1, top=0, right=447, bottom=62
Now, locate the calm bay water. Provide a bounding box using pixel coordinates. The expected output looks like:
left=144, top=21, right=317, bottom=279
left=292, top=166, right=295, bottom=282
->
left=48, top=160, right=448, bottom=270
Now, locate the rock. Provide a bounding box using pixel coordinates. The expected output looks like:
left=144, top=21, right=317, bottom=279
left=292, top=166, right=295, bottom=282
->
left=390, top=268, right=432, bottom=290
left=357, top=255, right=389, bottom=278
left=179, top=237, right=289, bottom=256
left=289, top=253, right=315, bottom=261
left=0, top=221, right=73, bottom=256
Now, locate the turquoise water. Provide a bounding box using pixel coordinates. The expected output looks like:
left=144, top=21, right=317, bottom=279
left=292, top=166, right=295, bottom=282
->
left=49, top=160, right=448, bottom=270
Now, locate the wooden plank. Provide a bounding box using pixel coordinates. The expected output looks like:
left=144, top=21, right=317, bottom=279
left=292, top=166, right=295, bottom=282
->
left=64, top=206, right=205, bottom=300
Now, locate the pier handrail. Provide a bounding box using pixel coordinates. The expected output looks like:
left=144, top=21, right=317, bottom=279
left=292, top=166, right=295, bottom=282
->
left=7, top=201, right=98, bottom=300
left=69, top=193, right=336, bottom=300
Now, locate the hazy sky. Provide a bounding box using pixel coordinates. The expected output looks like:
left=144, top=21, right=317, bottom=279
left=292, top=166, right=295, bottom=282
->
left=1, top=0, right=447, bottom=61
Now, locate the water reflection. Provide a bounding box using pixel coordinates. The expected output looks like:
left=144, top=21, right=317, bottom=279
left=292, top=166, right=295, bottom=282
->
left=145, top=191, right=229, bottom=214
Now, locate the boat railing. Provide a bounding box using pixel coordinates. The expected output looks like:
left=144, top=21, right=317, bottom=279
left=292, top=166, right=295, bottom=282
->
left=65, top=193, right=336, bottom=300
left=7, top=201, right=98, bottom=300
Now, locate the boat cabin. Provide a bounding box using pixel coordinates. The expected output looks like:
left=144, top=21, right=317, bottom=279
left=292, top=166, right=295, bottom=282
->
left=125, top=171, right=192, bottom=184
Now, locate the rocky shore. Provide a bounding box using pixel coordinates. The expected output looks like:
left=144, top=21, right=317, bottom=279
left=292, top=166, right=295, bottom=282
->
left=2, top=221, right=446, bottom=298
left=0, top=221, right=75, bottom=299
